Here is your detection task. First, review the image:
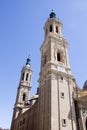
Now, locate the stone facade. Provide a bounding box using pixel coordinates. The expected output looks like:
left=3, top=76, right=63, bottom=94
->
left=11, top=11, right=87, bottom=130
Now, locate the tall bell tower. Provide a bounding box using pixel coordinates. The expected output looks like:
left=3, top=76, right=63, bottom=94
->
left=11, top=57, right=32, bottom=130
left=38, top=11, right=77, bottom=130
left=12, top=57, right=32, bottom=119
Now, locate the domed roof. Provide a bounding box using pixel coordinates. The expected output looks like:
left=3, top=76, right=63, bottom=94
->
left=49, top=10, right=56, bottom=18
left=83, top=80, right=87, bottom=89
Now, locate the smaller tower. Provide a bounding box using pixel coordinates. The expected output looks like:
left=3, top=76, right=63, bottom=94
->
left=14, top=56, right=32, bottom=118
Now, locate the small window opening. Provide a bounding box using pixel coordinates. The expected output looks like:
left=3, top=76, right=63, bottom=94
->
left=57, top=53, right=61, bottom=61
left=61, top=92, right=64, bottom=98
left=63, top=119, right=66, bottom=124
left=26, top=73, right=28, bottom=81
left=56, top=26, right=58, bottom=33
left=23, top=93, right=26, bottom=101
left=22, top=73, right=25, bottom=80
left=50, top=25, right=52, bottom=32
left=62, top=119, right=66, bottom=127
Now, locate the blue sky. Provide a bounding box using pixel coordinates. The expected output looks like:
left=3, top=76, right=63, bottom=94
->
left=0, top=0, right=87, bottom=128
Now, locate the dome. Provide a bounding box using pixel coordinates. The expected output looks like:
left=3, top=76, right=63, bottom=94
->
left=83, top=80, right=87, bottom=89
left=49, top=10, right=56, bottom=18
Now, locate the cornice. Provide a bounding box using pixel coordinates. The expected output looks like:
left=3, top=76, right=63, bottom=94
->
left=40, top=33, right=68, bottom=52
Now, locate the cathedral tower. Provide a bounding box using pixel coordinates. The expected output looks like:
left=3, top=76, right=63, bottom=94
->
left=11, top=57, right=32, bottom=122
left=38, top=11, right=77, bottom=130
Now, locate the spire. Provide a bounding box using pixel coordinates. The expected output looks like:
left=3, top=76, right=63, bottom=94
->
left=49, top=9, right=56, bottom=18
left=26, top=56, right=31, bottom=66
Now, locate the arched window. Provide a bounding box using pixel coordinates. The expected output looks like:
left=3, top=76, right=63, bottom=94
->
left=26, top=73, right=28, bottom=81
left=23, top=93, right=26, bottom=101
left=56, top=26, right=58, bottom=33
left=57, top=53, right=61, bottom=61
left=44, top=55, right=47, bottom=65
left=22, top=72, right=25, bottom=80
left=85, top=118, right=87, bottom=130
left=50, top=25, right=52, bottom=32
